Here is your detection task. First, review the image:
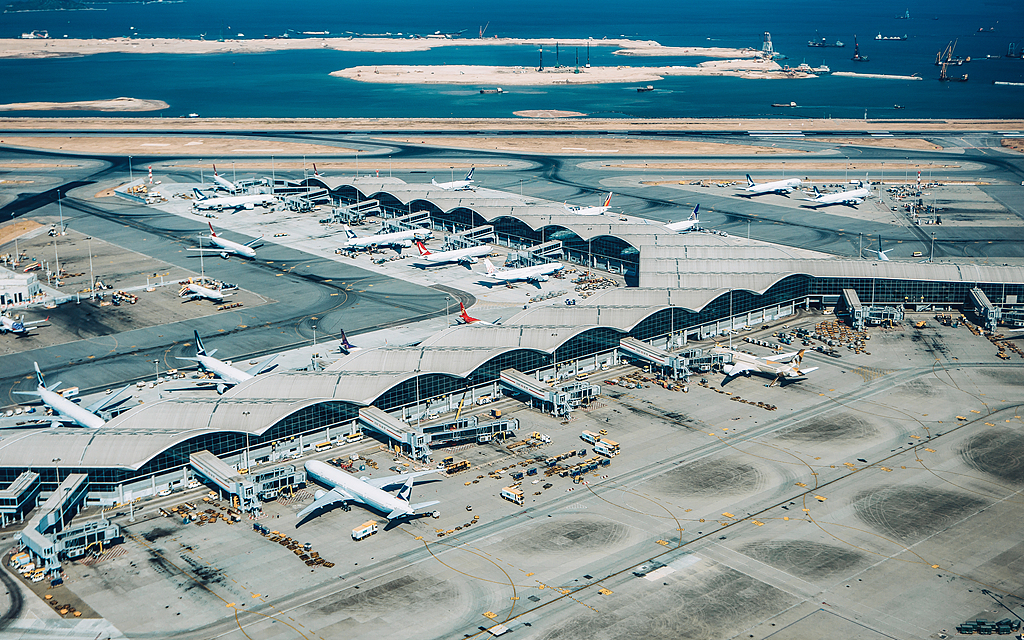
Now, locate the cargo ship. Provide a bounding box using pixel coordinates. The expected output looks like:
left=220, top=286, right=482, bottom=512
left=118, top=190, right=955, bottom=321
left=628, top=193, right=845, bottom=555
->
left=875, top=33, right=907, bottom=40
left=19, top=30, right=48, bottom=39
left=636, top=85, right=654, bottom=93
left=771, top=101, right=798, bottom=108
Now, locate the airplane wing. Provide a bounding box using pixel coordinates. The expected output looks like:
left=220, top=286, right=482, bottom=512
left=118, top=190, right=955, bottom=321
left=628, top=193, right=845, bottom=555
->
left=83, top=384, right=131, bottom=414
left=296, top=487, right=355, bottom=520
left=770, top=350, right=802, bottom=363
left=364, top=469, right=438, bottom=490
left=245, top=355, right=278, bottom=376
left=409, top=500, right=440, bottom=512
left=723, top=362, right=759, bottom=377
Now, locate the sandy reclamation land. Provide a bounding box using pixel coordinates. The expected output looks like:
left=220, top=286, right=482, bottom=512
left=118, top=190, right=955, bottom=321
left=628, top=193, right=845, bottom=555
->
left=0, top=97, right=168, bottom=112
left=331, top=60, right=810, bottom=85
left=0, top=36, right=722, bottom=59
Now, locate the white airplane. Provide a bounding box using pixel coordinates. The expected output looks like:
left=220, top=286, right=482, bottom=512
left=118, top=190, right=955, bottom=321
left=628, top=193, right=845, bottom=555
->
left=712, top=346, right=819, bottom=387
left=191, top=188, right=276, bottom=212
left=483, top=258, right=563, bottom=286
left=414, top=241, right=491, bottom=267
left=177, top=330, right=277, bottom=394
left=179, top=279, right=236, bottom=303
left=189, top=222, right=260, bottom=259
left=564, top=192, right=613, bottom=216
left=340, top=224, right=431, bottom=251
left=664, top=204, right=701, bottom=232
left=740, top=174, right=802, bottom=196
left=0, top=306, right=48, bottom=336
left=12, top=362, right=130, bottom=428
left=872, top=237, right=894, bottom=261
left=211, top=165, right=239, bottom=193
left=805, top=185, right=871, bottom=207
left=298, top=460, right=440, bottom=522
left=431, top=167, right=475, bottom=191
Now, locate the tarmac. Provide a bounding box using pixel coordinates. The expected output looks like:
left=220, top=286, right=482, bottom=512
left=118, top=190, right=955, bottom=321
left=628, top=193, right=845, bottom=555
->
left=0, top=129, right=1023, bottom=638
left=8, top=312, right=1019, bottom=640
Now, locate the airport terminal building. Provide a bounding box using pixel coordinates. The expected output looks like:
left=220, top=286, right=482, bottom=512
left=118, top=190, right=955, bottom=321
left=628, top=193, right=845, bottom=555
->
left=2, top=179, right=1023, bottom=528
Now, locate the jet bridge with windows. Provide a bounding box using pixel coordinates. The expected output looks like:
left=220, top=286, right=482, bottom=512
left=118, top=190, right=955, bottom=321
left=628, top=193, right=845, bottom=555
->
left=190, top=450, right=259, bottom=512
left=359, top=406, right=431, bottom=459
left=499, top=368, right=600, bottom=418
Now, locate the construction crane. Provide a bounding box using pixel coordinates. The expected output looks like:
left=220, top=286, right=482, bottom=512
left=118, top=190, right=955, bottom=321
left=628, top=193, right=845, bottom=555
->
left=479, top=21, right=489, bottom=38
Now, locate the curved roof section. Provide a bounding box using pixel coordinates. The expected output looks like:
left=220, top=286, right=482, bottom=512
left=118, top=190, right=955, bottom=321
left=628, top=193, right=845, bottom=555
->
left=0, top=397, right=325, bottom=470
left=419, top=324, right=603, bottom=352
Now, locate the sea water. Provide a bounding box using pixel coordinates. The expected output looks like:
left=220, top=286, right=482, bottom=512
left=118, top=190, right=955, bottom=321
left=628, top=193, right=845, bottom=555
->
left=0, top=0, right=1022, bottom=118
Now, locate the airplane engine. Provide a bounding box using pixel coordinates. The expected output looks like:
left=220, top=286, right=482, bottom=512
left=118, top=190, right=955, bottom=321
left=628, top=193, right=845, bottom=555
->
left=219, top=252, right=230, bottom=259
left=216, top=383, right=227, bottom=395
left=467, top=257, right=478, bottom=264
left=538, top=275, right=549, bottom=282
left=244, top=203, right=255, bottom=210
left=314, top=489, right=325, bottom=501
left=398, top=240, right=412, bottom=248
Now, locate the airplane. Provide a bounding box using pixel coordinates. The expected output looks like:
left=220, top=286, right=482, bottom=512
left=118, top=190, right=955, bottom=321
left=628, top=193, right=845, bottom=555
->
left=339, top=224, right=432, bottom=251
left=191, top=188, right=276, bottom=212
left=431, top=167, right=475, bottom=191
left=188, top=222, right=260, bottom=259
left=804, top=184, right=871, bottom=208
left=413, top=241, right=491, bottom=267
left=872, top=237, right=893, bottom=261
left=740, top=174, right=802, bottom=196
left=455, top=301, right=499, bottom=325
left=337, top=329, right=360, bottom=355
left=664, top=204, right=701, bottom=232
left=12, top=362, right=130, bottom=428
left=298, top=459, right=440, bottom=522
left=176, top=330, right=278, bottom=394
left=483, top=258, right=564, bottom=286
left=0, top=306, right=48, bottom=336
left=179, top=279, right=236, bottom=303
left=712, top=346, right=819, bottom=387
left=312, top=163, right=324, bottom=178
left=211, top=165, right=239, bottom=193
left=564, top=192, right=613, bottom=216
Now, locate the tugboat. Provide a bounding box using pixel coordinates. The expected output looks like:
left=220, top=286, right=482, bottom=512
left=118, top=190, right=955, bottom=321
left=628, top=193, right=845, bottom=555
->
left=851, top=35, right=869, bottom=61
left=636, top=85, right=654, bottom=92
left=771, top=101, right=798, bottom=108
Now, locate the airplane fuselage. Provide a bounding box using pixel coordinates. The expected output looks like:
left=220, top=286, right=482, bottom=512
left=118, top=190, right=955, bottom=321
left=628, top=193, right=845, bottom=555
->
left=419, top=245, right=491, bottom=264
left=183, top=283, right=224, bottom=301
left=744, top=178, right=802, bottom=195
left=306, top=460, right=414, bottom=519
left=487, top=262, right=564, bottom=283
left=196, top=354, right=253, bottom=386
left=36, top=384, right=106, bottom=428
left=808, top=187, right=870, bottom=207
left=206, top=235, right=256, bottom=259
left=345, top=229, right=431, bottom=250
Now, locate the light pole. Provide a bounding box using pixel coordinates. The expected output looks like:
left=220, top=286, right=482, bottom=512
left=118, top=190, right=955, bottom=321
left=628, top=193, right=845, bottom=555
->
left=51, top=457, right=61, bottom=527
left=930, top=232, right=935, bottom=262
left=355, top=150, right=360, bottom=178
left=389, top=156, right=392, bottom=178
left=154, top=359, right=160, bottom=383
left=312, top=324, right=317, bottom=346
left=445, top=296, right=451, bottom=327
left=86, top=236, right=95, bottom=297
left=128, top=156, right=133, bottom=183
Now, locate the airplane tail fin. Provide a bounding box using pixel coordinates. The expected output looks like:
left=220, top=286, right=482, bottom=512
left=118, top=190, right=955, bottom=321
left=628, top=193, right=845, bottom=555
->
left=395, top=476, right=415, bottom=502
left=795, top=349, right=805, bottom=365
left=813, top=186, right=821, bottom=196
left=342, top=224, right=357, bottom=239
left=415, top=241, right=430, bottom=256
left=459, top=301, right=479, bottom=323
left=194, top=330, right=207, bottom=356
left=465, top=167, right=474, bottom=181
left=431, top=178, right=440, bottom=187
left=313, top=163, right=321, bottom=177
left=746, top=174, right=755, bottom=187
left=212, top=164, right=218, bottom=177
left=193, top=188, right=208, bottom=201
left=690, top=203, right=700, bottom=220
left=33, top=361, right=45, bottom=388
left=484, top=258, right=496, bottom=275
left=208, top=221, right=217, bottom=237
left=603, top=192, right=612, bottom=207
left=340, top=329, right=354, bottom=351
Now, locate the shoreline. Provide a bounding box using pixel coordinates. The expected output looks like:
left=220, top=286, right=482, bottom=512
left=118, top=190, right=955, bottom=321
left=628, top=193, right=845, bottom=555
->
left=0, top=117, right=1020, bottom=133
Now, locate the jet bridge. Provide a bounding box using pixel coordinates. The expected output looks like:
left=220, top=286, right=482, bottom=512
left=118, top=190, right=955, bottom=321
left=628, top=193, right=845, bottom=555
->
left=190, top=450, right=259, bottom=512
left=18, top=473, right=120, bottom=577
left=420, top=415, right=520, bottom=447
left=617, top=338, right=722, bottom=379
left=383, top=210, right=431, bottom=233
left=969, top=287, right=1001, bottom=332
left=0, top=471, right=40, bottom=527
left=840, top=289, right=865, bottom=330
left=499, top=368, right=600, bottom=418
left=448, top=225, right=495, bottom=248
left=359, top=406, right=431, bottom=459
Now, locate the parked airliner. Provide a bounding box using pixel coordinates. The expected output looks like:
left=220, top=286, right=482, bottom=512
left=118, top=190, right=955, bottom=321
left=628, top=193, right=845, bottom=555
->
left=564, top=192, right=613, bottom=216
left=431, top=168, right=475, bottom=191
left=740, top=174, right=802, bottom=196
left=414, top=241, right=491, bottom=267
left=12, top=362, right=129, bottom=428
left=189, top=222, right=260, bottom=259
left=483, top=258, right=563, bottom=286
left=177, top=330, right=277, bottom=394
left=298, top=460, right=440, bottom=522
